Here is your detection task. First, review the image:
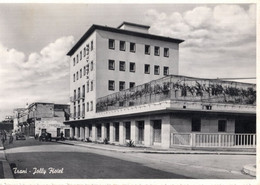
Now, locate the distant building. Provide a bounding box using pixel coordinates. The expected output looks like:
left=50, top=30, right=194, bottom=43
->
left=15, top=102, right=70, bottom=138
left=64, top=22, right=256, bottom=150
left=13, top=108, right=26, bottom=132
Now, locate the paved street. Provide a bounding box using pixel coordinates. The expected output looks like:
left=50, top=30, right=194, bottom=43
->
left=4, top=137, right=256, bottom=179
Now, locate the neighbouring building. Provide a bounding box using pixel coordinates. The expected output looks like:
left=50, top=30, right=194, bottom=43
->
left=0, top=116, right=14, bottom=133
left=15, top=102, right=70, bottom=138
left=65, top=22, right=256, bottom=150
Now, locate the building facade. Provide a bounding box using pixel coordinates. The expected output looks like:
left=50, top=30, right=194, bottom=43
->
left=65, top=22, right=256, bottom=150
left=16, top=102, right=70, bottom=138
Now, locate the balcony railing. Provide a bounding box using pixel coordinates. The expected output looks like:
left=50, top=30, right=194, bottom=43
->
left=81, top=111, right=85, bottom=118
left=80, top=93, right=85, bottom=99
left=171, top=133, right=256, bottom=148
left=96, top=75, right=256, bottom=112
left=70, top=96, right=76, bottom=102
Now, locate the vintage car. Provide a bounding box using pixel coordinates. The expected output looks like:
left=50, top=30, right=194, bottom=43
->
left=15, top=133, right=26, bottom=140
left=39, top=132, right=52, bottom=142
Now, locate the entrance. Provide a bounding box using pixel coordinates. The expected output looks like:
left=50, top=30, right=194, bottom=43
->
left=137, top=121, right=144, bottom=144
left=57, top=128, right=61, bottom=137
left=153, top=120, right=161, bottom=143
left=125, top=122, right=131, bottom=140
left=64, top=129, right=70, bottom=138
left=115, top=122, right=119, bottom=142
left=106, top=123, right=110, bottom=140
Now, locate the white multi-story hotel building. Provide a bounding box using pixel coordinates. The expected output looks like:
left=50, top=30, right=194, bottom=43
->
left=66, top=22, right=256, bottom=150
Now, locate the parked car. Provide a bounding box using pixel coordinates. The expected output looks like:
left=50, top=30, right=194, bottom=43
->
left=16, top=133, right=26, bottom=140
left=39, top=132, right=52, bottom=142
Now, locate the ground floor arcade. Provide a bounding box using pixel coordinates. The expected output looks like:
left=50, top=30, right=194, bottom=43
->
left=66, top=111, right=256, bottom=149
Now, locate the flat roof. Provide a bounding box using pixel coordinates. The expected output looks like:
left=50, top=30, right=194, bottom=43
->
left=117, top=21, right=150, bottom=29
left=67, top=24, right=184, bottom=56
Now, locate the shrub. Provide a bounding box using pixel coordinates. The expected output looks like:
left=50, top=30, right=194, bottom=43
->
left=126, top=140, right=135, bottom=147
left=103, top=138, right=109, bottom=144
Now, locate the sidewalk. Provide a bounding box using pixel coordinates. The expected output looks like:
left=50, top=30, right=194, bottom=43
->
left=57, top=140, right=256, bottom=155
left=0, top=150, right=14, bottom=179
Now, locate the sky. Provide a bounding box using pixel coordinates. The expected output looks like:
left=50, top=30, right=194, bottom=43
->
left=0, top=3, right=256, bottom=120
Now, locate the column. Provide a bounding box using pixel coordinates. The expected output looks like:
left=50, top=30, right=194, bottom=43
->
left=109, top=122, right=115, bottom=143
left=101, top=123, right=107, bottom=140
left=70, top=127, right=74, bottom=138
left=119, top=122, right=126, bottom=145
left=161, top=116, right=171, bottom=148
left=75, top=126, right=79, bottom=139
left=85, top=125, right=90, bottom=139
left=144, top=119, right=153, bottom=147
left=80, top=126, right=85, bottom=140
left=92, top=124, right=97, bottom=141
left=130, top=121, right=138, bottom=144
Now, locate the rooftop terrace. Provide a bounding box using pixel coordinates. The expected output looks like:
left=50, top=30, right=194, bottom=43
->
left=96, top=75, right=256, bottom=113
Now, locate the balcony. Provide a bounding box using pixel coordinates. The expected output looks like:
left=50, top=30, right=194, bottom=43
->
left=96, top=75, right=256, bottom=113
left=81, top=111, right=85, bottom=118
left=70, top=96, right=76, bottom=102
left=80, top=93, right=85, bottom=99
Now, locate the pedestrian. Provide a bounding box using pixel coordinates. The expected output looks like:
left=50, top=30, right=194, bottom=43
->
left=1, top=134, right=5, bottom=144
left=9, top=134, right=13, bottom=144
left=60, top=131, right=64, bottom=141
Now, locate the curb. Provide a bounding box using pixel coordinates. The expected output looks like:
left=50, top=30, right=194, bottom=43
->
left=0, top=151, right=14, bottom=179
left=243, top=164, right=256, bottom=177
left=2, top=160, right=14, bottom=178
left=57, top=141, right=256, bottom=155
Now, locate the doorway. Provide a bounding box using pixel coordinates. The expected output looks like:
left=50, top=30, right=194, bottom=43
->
left=137, top=121, right=144, bottom=144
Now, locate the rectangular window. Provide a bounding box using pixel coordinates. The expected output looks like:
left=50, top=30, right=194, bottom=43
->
left=130, top=42, right=136, bottom=52
left=119, top=61, right=125, bottom=71
left=74, top=90, right=76, bottom=99
left=76, top=72, right=78, bottom=80
left=82, top=103, right=85, bottom=115
left=73, top=58, right=75, bottom=66
left=192, top=117, right=201, bottom=132
left=145, top=45, right=150, bottom=55
left=108, top=60, right=115, bottom=70
left=86, top=44, right=89, bottom=55
left=91, top=41, right=93, bottom=51
left=87, top=81, right=89, bottom=92
left=120, top=41, right=126, bottom=51
left=129, top=82, right=135, bottom=89
left=164, top=48, right=169, bottom=57
left=109, top=39, right=115, bottom=49
left=90, top=101, right=93, bottom=111
left=78, top=87, right=80, bottom=99
left=86, top=64, right=89, bottom=74
left=154, top=65, right=160, bottom=75
left=77, top=54, right=79, bottom=63
left=91, top=61, right=93, bottom=71
left=144, top=64, right=150, bottom=74
left=84, top=48, right=86, bottom=57
left=163, top=66, right=169, bottom=76
left=80, top=69, right=82, bottom=78
left=73, top=74, right=75, bottom=82
left=108, top=80, right=115, bottom=91
left=87, top=102, right=89, bottom=112
left=129, top=62, right=135, bottom=72
left=82, top=85, right=85, bottom=98
left=119, top=81, right=125, bottom=91
left=154, top=46, right=160, bottom=56
left=218, top=120, right=227, bottom=132
left=91, top=80, right=93, bottom=91
left=80, top=51, right=82, bottom=60
left=83, top=66, right=86, bottom=76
